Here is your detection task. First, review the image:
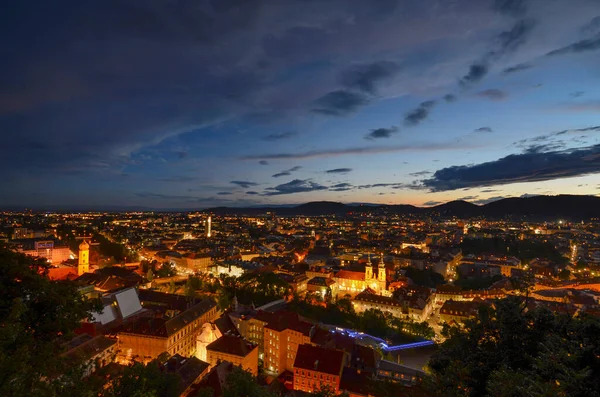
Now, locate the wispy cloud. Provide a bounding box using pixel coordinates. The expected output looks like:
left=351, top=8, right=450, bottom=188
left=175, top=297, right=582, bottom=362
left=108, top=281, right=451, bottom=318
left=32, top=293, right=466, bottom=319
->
left=265, top=179, right=328, bottom=195
left=325, top=168, right=352, bottom=174
left=311, top=90, right=369, bottom=116
left=404, top=101, right=436, bottom=126
left=365, top=126, right=399, bottom=140
left=272, top=165, right=302, bottom=178
left=503, top=62, right=532, bottom=74
left=476, top=89, right=508, bottom=101
left=241, top=142, right=473, bottom=160
left=546, top=34, right=600, bottom=57
left=230, top=180, right=259, bottom=188
left=340, top=61, right=401, bottom=94
left=262, top=131, right=297, bottom=141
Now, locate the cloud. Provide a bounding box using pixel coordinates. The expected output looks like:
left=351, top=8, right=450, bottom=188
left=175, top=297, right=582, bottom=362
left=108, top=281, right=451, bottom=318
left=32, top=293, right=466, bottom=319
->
left=460, top=63, right=489, bottom=87
left=230, top=180, right=259, bottom=188
left=404, top=100, right=436, bottom=126
left=217, top=192, right=233, bottom=195
left=325, top=168, right=352, bottom=174
left=560, top=102, right=600, bottom=112
left=476, top=89, right=508, bottom=101
left=422, top=144, right=600, bottom=191
left=272, top=165, right=302, bottom=178
left=330, top=183, right=354, bottom=191
left=546, top=34, right=600, bottom=57
left=503, top=63, right=532, bottom=74
left=480, top=189, right=499, bottom=193
left=259, top=160, right=269, bottom=166
left=357, top=181, right=427, bottom=190
left=246, top=191, right=259, bottom=195
left=443, top=94, right=457, bottom=103
left=134, top=192, right=198, bottom=201
left=474, top=127, right=493, bottom=133
left=312, top=90, right=369, bottom=116
left=473, top=196, right=508, bottom=205
left=522, top=142, right=566, bottom=154
left=570, top=91, right=585, bottom=98
left=262, top=131, right=297, bottom=141
left=266, top=179, right=328, bottom=195
left=409, top=170, right=432, bottom=177
left=423, top=200, right=442, bottom=206
left=582, top=16, right=600, bottom=36
left=514, top=125, right=600, bottom=148
left=340, top=61, right=401, bottom=94
left=365, top=126, right=399, bottom=140
left=493, top=0, right=529, bottom=17
left=157, top=176, right=201, bottom=183
left=460, top=18, right=536, bottom=87
left=241, top=141, right=470, bottom=160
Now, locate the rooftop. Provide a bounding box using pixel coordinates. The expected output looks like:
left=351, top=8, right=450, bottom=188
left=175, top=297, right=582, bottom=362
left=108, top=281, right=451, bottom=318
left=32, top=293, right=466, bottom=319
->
left=206, top=334, right=257, bottom=357
left=293, top=344, right=345, bottom=376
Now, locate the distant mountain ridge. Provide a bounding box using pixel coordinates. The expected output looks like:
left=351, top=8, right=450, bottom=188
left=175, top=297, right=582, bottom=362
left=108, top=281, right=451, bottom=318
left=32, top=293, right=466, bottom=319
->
left=202, top=195, right=600, bottom=219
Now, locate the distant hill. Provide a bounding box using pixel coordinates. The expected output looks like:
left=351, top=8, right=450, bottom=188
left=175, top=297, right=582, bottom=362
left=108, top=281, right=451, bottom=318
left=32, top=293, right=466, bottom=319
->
left=203, top=195, right=600, bottom=219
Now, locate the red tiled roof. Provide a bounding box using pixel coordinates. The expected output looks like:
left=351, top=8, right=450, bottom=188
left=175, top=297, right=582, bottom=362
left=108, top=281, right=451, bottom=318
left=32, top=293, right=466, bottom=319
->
left=264, top=311, right=313, bottom=336
left=335, top=270, right=365, bottom=281
left=206, top=335, right=256, bottom=357
left=293, top=344, right=345, bottom=376
left=47, top=267, right=78, bottom=280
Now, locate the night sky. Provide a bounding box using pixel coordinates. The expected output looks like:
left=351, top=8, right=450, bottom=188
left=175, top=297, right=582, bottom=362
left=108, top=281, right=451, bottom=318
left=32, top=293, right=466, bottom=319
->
left=2, top=0, right=600, bottom=209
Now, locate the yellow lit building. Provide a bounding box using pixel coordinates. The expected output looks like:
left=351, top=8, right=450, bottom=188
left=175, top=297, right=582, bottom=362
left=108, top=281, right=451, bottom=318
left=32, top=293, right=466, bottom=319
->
left=78, top=240, right=90, bottom=275
left=334, top=254, right=388, bottom=297
left=117, top=299, right=219, bottom=364
left=206, top=334, right=258, bottom=376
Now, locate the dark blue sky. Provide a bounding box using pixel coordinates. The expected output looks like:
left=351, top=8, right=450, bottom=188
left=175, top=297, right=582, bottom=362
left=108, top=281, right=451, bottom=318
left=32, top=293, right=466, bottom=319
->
left=2, top=0, right=600, bottom=209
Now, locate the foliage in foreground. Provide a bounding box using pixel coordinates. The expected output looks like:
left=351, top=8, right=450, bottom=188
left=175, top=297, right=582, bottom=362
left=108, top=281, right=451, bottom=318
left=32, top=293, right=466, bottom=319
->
left=426, top=296, right=600, bottom=397
left=0, top=247, right=102, bottom=397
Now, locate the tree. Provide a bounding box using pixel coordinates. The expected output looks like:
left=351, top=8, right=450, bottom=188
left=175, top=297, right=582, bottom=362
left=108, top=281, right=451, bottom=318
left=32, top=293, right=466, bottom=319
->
left=221, top=366, right=275, bottom=397
left=357, top=309, right=389, bottom=338
left=336, top=298, right=355, bottom=316
left=102, top=358, right=182, bottom=397
left=217, top=289, right=232, bottom=310
left=0, top=247, right=102, bottom=396
left=168, top=280, right=177, bottom=294
left=558, top=268, right=571, bottom=280
left=184, top=278, right=195, bottom=297
left=426, top=296, right=600, bottom=397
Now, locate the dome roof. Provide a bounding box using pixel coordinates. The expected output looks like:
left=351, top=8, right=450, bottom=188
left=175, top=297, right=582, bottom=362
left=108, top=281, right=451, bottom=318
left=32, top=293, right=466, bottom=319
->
left=79, top=240, right=90, bottom=250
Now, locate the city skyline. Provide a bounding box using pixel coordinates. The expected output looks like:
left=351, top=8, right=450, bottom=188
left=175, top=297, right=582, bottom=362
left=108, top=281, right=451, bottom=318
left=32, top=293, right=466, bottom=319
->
left=2, top=0, right=600, bottom=209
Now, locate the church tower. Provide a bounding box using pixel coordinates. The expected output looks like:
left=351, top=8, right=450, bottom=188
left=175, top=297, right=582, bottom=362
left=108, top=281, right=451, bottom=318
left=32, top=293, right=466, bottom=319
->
left=378, top=253, right=386, bottom=285
left=365, top=253, right=373, bottom=280
left=78, top=240, right=90, bottom=275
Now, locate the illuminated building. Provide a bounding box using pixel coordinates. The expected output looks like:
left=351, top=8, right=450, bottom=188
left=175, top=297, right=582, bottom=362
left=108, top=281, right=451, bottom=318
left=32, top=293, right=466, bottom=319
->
left=117, top=299, right=219, bottom=364
left=78, top=240, right=90, bottom=275
left=205, top=216, right=211, bottom=238
left=206, top=335, right=258, bottom=376
left=196, top=323, right=222, bottom=362
left=183, top=253, right=213, bottom=272
left=334, top=254, right=389, bottom=297
left=18, top=239, right=73, bottom=264
left=293, top=344, right=346, bottom=393
left=263, top=312, right=314, bottom=374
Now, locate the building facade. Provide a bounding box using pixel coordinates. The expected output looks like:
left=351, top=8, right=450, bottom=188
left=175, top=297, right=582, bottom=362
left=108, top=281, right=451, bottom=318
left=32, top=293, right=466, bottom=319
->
left=206, top=334, right=258, bottom=376
left=293, top=344, right=346, bottom=394
left=117, top=299, right=219, bottom=364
